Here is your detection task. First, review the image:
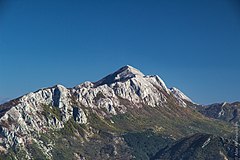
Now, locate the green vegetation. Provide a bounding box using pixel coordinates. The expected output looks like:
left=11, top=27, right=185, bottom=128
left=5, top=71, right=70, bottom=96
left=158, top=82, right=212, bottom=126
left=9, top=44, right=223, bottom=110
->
left=26, top=142, right=46, bottom=160
left=153, top=133, right=239, bottom=160
left=0, top=101, right=236, bottom=159
left=42, top=105, right=62, bottom=121
left=0, top=145, right=33, bottom=160
left=123, top=130, right=173, bottom=160
left=60, top=118, right=87, bottom=138
left=0, top=149, right=16, bottom=160
left=88, top=111, right=121, bottom=133
left=43, top=118, right=86, bottom=160
left=111, top=105, right=234, bottom=138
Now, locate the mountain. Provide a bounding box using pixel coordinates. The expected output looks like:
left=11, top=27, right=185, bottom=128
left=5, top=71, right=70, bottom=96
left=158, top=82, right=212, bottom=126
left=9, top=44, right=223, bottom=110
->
left=152, top=133, right=239, bottom=160
left=196, top=102, right=240, bottom=123
left=0, top=65, right=235, bottom=159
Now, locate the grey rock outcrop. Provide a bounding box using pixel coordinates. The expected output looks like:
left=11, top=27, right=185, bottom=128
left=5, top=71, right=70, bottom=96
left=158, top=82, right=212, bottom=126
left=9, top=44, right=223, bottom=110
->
left=0, top=65, right=192, bottom=158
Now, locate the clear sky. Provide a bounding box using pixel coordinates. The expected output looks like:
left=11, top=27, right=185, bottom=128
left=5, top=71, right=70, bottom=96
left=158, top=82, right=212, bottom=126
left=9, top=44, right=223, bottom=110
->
left=0, top=0, right=239, bottom=105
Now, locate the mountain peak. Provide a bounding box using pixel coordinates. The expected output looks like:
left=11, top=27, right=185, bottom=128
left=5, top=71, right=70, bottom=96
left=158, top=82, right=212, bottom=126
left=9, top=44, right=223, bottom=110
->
left=94, top=65, right=144, bottom=86
left=170, top=87, right=193, bottom=103
left=117, top=65, right=144, bottom=76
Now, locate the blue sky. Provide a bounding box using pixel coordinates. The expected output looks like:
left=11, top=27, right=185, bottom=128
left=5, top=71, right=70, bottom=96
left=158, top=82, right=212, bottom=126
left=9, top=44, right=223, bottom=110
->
left=0, top=0, right=239, bottom=104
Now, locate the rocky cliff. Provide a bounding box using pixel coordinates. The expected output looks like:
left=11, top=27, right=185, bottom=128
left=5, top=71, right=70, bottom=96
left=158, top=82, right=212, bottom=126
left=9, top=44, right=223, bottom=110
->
left=0, top=65, right=235, bottom=159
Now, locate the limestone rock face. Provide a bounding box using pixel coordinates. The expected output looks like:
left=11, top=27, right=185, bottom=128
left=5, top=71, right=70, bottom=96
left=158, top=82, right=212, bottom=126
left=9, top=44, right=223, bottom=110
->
left=72, top=66, right=175, bottom=116
left=0, top=85, right=71, bottom=151
left=0, top=65, right=192, bottom=158
left=73, top=107, right=87, bottom=124
left=170, top=87, right=193, bottom=103
left=169, top=87, right=195, bottom=107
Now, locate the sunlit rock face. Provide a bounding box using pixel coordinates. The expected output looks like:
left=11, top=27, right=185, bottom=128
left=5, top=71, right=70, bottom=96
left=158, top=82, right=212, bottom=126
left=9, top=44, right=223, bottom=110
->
left=169, top=87, right=194, bottom=107
left=0, top=85, right=72, bottom=150
left=73, top=65, right=175, bottom=113
left=0, top=65, right=192, bottom=158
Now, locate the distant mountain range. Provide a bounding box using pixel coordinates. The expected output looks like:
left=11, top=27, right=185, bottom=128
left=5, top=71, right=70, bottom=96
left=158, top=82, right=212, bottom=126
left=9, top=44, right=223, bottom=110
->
left=0, top=65, right=239, bottom=160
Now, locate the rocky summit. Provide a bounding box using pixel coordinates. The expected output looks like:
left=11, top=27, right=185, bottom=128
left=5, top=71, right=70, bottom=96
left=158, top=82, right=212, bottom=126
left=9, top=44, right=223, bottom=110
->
left=0, top=65, right=238, bottom=160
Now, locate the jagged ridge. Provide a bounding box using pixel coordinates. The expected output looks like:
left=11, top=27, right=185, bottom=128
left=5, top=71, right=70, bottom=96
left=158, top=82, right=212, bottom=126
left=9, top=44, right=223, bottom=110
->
left=0, top=65, right=234, bottom=159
